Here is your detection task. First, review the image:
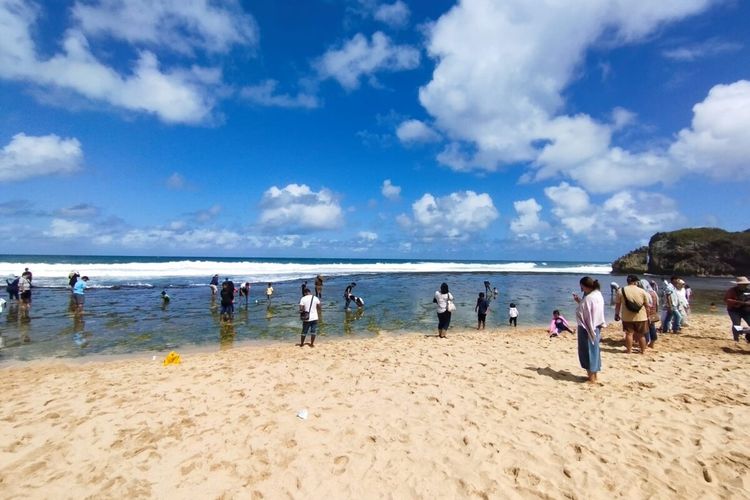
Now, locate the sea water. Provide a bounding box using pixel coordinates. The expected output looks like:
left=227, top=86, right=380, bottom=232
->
left=0, top=256, right=730, bottom=361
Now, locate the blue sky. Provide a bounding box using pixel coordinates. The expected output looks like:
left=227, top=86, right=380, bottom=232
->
left=1, top=0, right=748, bottom=261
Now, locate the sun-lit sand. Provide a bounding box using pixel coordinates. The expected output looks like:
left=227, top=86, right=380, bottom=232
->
left=1, top=313, right=748, bottom=498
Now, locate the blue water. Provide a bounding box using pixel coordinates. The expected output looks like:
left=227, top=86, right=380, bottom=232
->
left=0, top=255, right=729, bottom=361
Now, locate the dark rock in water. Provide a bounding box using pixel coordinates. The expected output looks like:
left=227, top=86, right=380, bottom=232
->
left=612, top=228, right=750, bottom=277
left=612, top=246, right=648, bottom=274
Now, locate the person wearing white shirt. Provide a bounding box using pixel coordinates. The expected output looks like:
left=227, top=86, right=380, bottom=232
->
left=299, top=288, right=321, bottom=347
left=433, top=282, right=454, bottom=338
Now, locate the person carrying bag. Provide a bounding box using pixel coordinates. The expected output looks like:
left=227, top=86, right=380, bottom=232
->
left=299, top=288, right=321, bottom=347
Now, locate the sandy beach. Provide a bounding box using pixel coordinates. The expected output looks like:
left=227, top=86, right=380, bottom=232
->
left=1, top=312, right=748, bottom=499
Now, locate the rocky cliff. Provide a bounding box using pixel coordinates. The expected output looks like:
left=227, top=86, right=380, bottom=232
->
left=612, top=246, right=648, bottom=274
left=612, top=228, right=750, bottom=276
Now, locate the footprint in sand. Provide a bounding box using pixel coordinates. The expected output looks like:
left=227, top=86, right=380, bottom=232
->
left=504, top=466, right=541, bottom=487
left=333, top=455, right=349, bottom=475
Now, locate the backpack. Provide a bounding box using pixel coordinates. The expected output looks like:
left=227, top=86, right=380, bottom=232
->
left=622, top=288, right=643, bottom=313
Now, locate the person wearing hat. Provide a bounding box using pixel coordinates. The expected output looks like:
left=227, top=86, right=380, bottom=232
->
left=724, top=277, right=750, bottom=342
left=673, top=278, right=690, bottom=327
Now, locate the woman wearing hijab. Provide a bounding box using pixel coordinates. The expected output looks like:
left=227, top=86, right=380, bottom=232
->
left=639, top=279, right=659, bottom=348
left=573, top=277, right=606, bottom=384
left=433, top=282, right=454, bottom=338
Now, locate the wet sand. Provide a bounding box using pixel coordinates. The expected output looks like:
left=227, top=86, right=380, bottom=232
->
left=1, top=313, right=748, bottom=498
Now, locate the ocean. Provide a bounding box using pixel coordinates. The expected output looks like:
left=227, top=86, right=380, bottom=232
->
left=0, top=255, right=730, bottom=361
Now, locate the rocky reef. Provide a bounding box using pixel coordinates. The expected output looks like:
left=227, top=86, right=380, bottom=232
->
left=612, top=228, right=750, bottom=277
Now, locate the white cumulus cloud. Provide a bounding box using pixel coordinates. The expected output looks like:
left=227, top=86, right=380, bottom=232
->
left=316, top=31, right=420, bottom=90
left=543, top=182, right=597, bottom=234
left=662, top=38, right=742, bottom=61
left=374, top=1, right=410, bottom=28
left=510, top=198, right=549, bottom=237
left=240, top=80, right=319, bottom=109
left=0, top=0, right=225, bottom=124
left=396, top=119, right=441, bottom=144
left=119, top=227, right=242, bottom=249
left=404, top=191, right=498, bottom=240
left=381, top=179, right=401, bottom=200
left=0, top=133, right=83, bottom=182
left=415, top=0, right=714, bottom=190
left=358, top=231, right=378, bottom=241
left=259, top=184, right=343, bottom=231
left=669, top=80, right=750, bottom=180
left=543, top=182, right=682, bottom=240
left=72, top=0, right=258, bottom=55
left=45, top=218, right=91, bottom=238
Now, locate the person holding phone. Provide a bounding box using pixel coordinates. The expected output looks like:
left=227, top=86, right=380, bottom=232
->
left=573, top=277, right=605, bottom=384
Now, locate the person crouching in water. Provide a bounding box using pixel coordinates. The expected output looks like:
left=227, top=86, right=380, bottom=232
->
left=343, top=282, right=356, bottom=309
left=549, top=310, right=574, bottom=337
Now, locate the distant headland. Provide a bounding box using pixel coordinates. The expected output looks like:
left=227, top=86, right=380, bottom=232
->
left=612, top=228, right=750, bottom=277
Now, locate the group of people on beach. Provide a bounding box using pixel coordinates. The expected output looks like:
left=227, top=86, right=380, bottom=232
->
left=431, top=273, right=750, bottom=384
left=431, top=277, right=606, bottom=383
left=204, top=274, right=366, bottom=347
left=3, top=265, right=749, bottom=371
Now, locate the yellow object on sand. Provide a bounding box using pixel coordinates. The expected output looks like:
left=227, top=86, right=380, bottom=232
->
left=163, top=351, right=181, bottom=366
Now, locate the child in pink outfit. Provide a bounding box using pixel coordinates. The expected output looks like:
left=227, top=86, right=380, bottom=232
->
left=548, top=310, right=574, bottom=337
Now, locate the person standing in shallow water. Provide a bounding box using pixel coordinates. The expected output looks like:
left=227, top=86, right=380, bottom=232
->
left=475, top=292, right=489, bottom=330
left=433, top=282, right=454, bottom=338
left=239, top=282, right=251, bottom=305
left=573, top=276, right=605, bottom=384
left=508, top=303, right=518, bottom=327
left=315, top=275, right=324, bottom=299
left=18, top=272, right=32, bottom=315
left=220, top=281, right=234, bottom=323
left=209, top=274, right=219, bottom=296
left=72, top=276, right=90, bottom=313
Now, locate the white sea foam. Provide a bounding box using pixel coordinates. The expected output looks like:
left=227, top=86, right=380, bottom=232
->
left=0, top=260, right=612, bottom=287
